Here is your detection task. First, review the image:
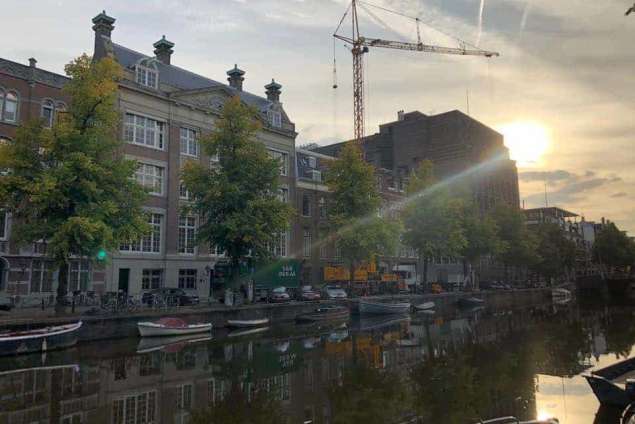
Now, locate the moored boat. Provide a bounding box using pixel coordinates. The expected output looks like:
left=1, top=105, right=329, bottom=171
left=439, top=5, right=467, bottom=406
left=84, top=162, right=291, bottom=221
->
left=457, top=297, right=485, bottom=308
left=226, top=318, right=270, bottom=328
left=584, top=356, right=635, bottom=408
left=228, top=326, right=270, bottom=338
left=296, top=306, right=350, bottom=323
left=137, top=317, right=211, bottom=337
left=414, top=301, right=435, bottom=311
left=359, top=299, right=411, bottom=315
left=0, top=321, right=82, bottom=356
left=136, top=333, right=212, bottom=354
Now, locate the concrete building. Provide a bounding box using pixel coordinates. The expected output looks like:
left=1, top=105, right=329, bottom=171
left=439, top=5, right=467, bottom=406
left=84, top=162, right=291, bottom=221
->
left=315, top=110, right=520, bottom=212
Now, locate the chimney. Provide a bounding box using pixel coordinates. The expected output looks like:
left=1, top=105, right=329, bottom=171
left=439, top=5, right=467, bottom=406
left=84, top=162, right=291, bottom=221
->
left=153, top=35, right=175, bottom=65
left=227, top=64, right=245, bottom=91
left=28, top=58, right=37, bottom=68
left=92, top=10, right=115, bottom=60
left=397, top=110, right=405, bottom=121
left=265, top=79, right=282, bottom=102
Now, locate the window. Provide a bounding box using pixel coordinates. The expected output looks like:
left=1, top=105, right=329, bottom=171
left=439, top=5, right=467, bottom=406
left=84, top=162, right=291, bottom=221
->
left=180, top=127, right=199, bottom=157
left=319, top=234, right=328, bottom=259
left=278, top=187, right=288, bottom=203
left=178, top=215, right=197, bottom=255
left=269, top=110, right=282, bottom=128
left=124, top=113, right=165, bottom=149
left=178, top=269, right=197, bottom=290
left=268, top=149, right=288, bottom=176
left=30, top=260, right=53, bottom=293
left=335, top=243, right=342, bottom=260
left=319, top=197, right=327, bottom=219
left=120, top=213, right=162, bottom=253
left=135, top=163, right=164, bottom=195
left=269, top=231, right=288, bottom=257
left=69, top=260, right=90, bottom=292
left=303, top=229, right=312, bottom=258
left=41, top=99, right=54, bottom=127
left=1, top=91, right=18, bottom=123
left=0, top=210, right=7, bottom=240
left=302, top=194, right=311, bottom=217
left=142, top=269, right=163, bottom=290
left=176, top=384, right=193, bottom=410
left=136, top=63, right=158, bottom=89
left=112, top=391, right=156, bottom=424
left=179, top=182, right=191, bottom=200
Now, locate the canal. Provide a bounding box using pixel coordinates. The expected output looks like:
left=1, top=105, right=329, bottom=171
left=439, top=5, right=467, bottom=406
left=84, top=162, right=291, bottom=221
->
left=0, top=300, right=632, bottom=423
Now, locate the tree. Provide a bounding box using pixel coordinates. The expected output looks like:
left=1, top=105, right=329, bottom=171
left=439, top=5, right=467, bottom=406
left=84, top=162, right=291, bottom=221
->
left=593, top=222, right=635, bottom=271
left=325, top=143, right=400, bottom=286
left=0, top=55, right=149, bottom=306
left=530, top=223, right=577, bottom=283
left=402, top=161, right=467, bottom=287
left=460, top=204, right=503, bottom=288
left=491, top=204, right=539, bottom=281
left=182, top=97, right=293, bottom=290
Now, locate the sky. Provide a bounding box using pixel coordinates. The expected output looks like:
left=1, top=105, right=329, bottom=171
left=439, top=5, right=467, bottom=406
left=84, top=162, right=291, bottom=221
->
left=2, top=0, right=634, bottom=232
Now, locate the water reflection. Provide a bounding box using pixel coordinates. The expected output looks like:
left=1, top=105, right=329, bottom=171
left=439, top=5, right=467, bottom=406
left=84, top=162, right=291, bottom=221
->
left=0, top=302, right=634, bottom=423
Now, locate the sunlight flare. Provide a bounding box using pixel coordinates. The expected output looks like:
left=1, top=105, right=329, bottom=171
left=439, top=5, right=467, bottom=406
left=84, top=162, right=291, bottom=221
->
left=498, top=121, right=550, bottom=167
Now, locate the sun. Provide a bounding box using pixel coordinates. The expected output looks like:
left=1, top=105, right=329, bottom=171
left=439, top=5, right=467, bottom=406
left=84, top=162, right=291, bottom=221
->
left=497, top=121, right=550, bottom=167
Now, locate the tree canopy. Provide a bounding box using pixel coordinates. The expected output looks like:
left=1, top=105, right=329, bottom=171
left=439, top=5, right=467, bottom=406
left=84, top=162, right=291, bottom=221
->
left=529, top=222, right=577, bottom=282
left=182, top=96, right=293, bottom=287
left=0, top=55, right=148, bottom=301
left=593, top=222, right=635, bottom=269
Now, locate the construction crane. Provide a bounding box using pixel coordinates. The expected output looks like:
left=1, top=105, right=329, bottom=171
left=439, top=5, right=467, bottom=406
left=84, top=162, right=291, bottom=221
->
left=333, top=0, right=500, bottom=144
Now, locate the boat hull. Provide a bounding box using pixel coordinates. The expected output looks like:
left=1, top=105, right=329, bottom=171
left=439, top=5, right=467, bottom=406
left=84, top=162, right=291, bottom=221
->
left=0, top=322, right=82, bottom=356
left=584, top=374, right=632, bottom=408
left=414, top=302, right=435, bottom=311
left=359, top=300, right=411, bottom=315
left=296, top=308, right=350, bottom=323
left=138, top=322, right=212, bottom=337
left=226, top=319, right=269, bottom=328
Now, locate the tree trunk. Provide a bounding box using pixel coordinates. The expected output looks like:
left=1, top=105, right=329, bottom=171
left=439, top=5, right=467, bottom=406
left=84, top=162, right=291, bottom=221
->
left=56, top=260, right=69, bottom=312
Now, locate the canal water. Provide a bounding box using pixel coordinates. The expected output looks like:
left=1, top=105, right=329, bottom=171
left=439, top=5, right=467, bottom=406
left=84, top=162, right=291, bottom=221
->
left=0, top=300, right=632, bottom=423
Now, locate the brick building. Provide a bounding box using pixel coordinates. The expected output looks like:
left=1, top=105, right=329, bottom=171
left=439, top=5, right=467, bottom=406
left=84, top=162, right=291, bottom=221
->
left=315, top=110, right=520, bottom=212
left=0, top=57, right=72, bottom=295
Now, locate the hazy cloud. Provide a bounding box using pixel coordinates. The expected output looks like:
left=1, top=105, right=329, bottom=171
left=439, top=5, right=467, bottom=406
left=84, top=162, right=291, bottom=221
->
left=518, top=170, right=574, bottom=183
left=611, top=192, right=627, bottom=198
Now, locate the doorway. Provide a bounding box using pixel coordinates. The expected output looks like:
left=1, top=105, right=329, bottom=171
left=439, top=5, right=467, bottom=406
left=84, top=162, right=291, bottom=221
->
left=118, top=268, right=130, bottom=294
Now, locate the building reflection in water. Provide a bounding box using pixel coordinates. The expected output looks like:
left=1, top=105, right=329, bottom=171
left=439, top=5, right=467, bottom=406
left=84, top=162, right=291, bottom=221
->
left=0, top=303, right=633, bottom=424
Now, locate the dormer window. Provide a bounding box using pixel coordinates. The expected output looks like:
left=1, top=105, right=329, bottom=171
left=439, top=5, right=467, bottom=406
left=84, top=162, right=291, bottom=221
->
left=136, top=61, right=158, bottom=89
left=268, top=110, right=282, bottom=128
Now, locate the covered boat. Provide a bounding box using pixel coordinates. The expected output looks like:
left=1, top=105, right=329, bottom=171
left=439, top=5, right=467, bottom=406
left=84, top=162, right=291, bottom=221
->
left=359, top=299, right=411, bottom=315
left=226, top=318, right=270, bottom=328
left=584, top=356, right=635, bottom=408
left=137, top=317, right=211, bottom=337
left=457, top=297, right=485, bottom=308
left=296, top=306, right=350, bottom=323
left=0, top=321, right=82, bottom=356
left=414, top=301, right=435, bottom=311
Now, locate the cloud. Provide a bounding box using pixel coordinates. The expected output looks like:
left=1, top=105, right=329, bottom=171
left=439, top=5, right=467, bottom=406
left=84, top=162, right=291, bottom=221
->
left=611, top=192, right=627, bottom=198
left=518, top=170, right=574, bottom=183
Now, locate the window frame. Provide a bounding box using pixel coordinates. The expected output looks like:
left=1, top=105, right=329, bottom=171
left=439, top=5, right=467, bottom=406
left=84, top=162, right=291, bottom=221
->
left=68, top=259, right=91, bottom=292
left=178, top=269, right=198, bottom=290
left=2, top=90, right=18, bottom=123
left=178, top=214, right=197, bottom=255
left=179, top=127, right=199, bottom=157
left=269, top=231, right=288, bottom=258
left=41, top=99, right=54, bottom=128
left=120, top=213, right=163, bottom=254
left=30, top=259, right=53, bottom=293
left=123, top=112, right=166, bottom=150
left=302, top=194, right=311, bottom=217
left=267, top=148, right=288, bottom=176
left=303, top=229, right=312, bottom=258
left=136, top=62, right=159, bottom=89
left=141, top=268, right=164, bottom=290
left=135, top=162, right=165, bottom=196
left=0, top=209, right=8, bottom=240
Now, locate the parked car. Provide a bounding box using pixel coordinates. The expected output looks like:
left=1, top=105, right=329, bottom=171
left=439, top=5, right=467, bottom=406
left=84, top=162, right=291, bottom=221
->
left=142, top=288, right=199, bottom=306
left=299, top=285, right=321, bottom=301
left=269, top=286, right=291, bottom=303
left=323, top=286, right=348, bottom=300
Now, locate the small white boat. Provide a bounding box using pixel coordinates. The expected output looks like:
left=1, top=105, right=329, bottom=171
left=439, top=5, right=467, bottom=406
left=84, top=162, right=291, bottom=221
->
left=552, top=288, right=572, bottom=298
left=226, top=318, right=270, bottom=328
left=137, top=317, right=211, bottom=337
left=359, top=299, right=411, bottom=315
left=414, top=301, right=435, bottom=311
left=227, top=326, right=270, bottom=338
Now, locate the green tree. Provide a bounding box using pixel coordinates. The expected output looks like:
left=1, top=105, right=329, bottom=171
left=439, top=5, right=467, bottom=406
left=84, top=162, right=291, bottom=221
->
left=491, top=204, right=538, bottom=281
left=593, top=222, right=635, bottom=271
left=0, top=55, right=148, bottom=305
left=530, top=223, right=577, bottom=283
left=402, top=161, right=466, bottom=287
left=325, top=143, right=400, bottom=286
left=182, top=97, right=293, bottom=290
left=460, top=204, right=503, bottom=288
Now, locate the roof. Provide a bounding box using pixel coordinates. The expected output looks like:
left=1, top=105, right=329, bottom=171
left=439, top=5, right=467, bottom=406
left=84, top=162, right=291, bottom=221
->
left=0, top=58, right=69, bottom=88
left=110, top=42, right=273, bottom=111
left=523, top=207, right=579, bottom=218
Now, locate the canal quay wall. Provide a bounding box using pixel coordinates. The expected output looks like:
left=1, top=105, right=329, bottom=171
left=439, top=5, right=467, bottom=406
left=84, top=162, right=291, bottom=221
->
left=0, top=288, right=552, bottom=342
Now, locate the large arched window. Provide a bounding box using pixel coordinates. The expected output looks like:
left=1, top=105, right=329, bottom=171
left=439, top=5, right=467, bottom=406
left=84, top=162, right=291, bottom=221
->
left=136, top=60, right=158, bottom=89
left=0, top=89, right=19, bottom=123
left=41, top=99, right=54, bottom=128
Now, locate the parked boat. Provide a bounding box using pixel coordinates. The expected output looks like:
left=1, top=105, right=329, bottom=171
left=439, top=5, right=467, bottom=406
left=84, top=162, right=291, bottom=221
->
left=226, top=318, right=270, bottom=328
left=296, top=306, right=350, bottom=323
left=228, top=326, right=270, bottom=338
left=137, top=317, right=211, bottom=337
left=0, top=321, right=82, bottom=356
left=359, top=299, right=411, bottom=315
left=414, top=301, right=435, bottom=311
left=584, top=356, right=635, bottom=408
left=457, top=297, right=485, bottom=308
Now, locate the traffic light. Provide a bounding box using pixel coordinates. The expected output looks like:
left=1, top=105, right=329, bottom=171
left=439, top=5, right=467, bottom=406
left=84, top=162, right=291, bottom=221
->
left=96, top=249, right=107, bottom=261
